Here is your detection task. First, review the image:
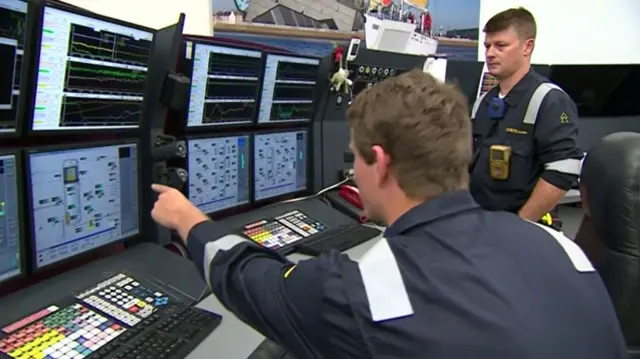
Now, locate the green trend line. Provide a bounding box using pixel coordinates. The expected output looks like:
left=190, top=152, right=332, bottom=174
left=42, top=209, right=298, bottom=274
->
left=276, top=105, right=308, bottom=118
left=69, top=66, right=146, bottom=80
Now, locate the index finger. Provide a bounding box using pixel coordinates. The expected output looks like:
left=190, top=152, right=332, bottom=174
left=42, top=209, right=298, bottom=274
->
left=151, top=183, right=173, bottom=193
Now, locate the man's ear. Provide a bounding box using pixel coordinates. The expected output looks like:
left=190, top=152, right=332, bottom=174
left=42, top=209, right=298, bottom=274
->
left=523, top=38, right=535, bottom=58
left=372, top=145, right=390, bottom=186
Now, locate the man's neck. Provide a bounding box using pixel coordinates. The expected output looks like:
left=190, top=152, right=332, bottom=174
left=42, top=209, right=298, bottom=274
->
left=498, top=64, right=531, bottom=96
left=383, top=198, right=424, bottom=226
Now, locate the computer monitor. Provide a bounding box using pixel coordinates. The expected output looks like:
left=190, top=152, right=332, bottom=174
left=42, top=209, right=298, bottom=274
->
left=0, top=0, right=27, bottom=135
left=29, top=2, right=154, bottom=132
left=186, top=41, right=263, bottom=128
left=257, top=54, right=320, bottom=124
left=27, top=142, right=140, bottom=269
left=187, top=134, right=251, bottom=214
left=253, top=129, right=309, bottom=202
left=0, top=151, right=23, bottom=283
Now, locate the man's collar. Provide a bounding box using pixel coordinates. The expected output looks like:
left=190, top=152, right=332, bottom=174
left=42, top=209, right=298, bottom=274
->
left=499, top=68, right=537, bottom=107
left=384, top=190, right=479, bottom=236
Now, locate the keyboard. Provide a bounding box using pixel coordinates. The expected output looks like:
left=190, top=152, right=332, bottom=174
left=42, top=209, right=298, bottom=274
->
left=296, top=224, right=381, bottom=256
left=90, top=304, right=220, bottom=359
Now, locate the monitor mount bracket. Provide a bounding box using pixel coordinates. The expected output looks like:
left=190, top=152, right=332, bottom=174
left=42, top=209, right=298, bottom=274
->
left=151, top=71, right=191, bottom=190
left=152, top=134, right=187, bottom=190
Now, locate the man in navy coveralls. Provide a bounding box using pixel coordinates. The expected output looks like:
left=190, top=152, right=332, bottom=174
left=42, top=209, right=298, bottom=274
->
left=150, top=69, right=626, bottom=359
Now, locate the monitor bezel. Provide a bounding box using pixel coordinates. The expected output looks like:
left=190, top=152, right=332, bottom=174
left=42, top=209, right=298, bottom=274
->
left=25, top=0, right=156, bottom=136
left=183, top=36, right=265, bottom=132
left=0, top=0, right=29, bottom=138
left=251, top=126, right=313, bottom=205
left=0, top=149, right=27, bottom=285
left=255, top=51, right=322, bottom=127
left=185, top=131, right=254, bottom=216
left=24, top=139, right=142, bottom=272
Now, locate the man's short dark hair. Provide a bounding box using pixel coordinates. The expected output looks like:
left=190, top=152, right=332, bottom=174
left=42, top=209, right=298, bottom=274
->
left=483, top=7, right=537, bottom=40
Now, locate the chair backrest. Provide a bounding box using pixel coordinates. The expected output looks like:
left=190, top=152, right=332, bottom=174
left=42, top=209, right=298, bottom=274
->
left=575, top=132, right=640, bottom=347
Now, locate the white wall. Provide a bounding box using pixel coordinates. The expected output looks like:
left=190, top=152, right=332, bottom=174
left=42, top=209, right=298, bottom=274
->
left=478, top=0, right=640, bottom=65
left=61, top=0, right=214, bottom=36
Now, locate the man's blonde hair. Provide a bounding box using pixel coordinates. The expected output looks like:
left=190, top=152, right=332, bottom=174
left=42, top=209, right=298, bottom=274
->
left=346, top=69, right=472, bottom=199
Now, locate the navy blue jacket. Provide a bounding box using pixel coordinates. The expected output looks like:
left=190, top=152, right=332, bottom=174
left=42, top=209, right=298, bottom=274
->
left=187, top=191, right=626, bottom=358
left=471, top=70, right=584, bottom=212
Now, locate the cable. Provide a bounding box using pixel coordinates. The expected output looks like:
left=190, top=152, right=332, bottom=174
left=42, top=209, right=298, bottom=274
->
left=267, top=171, right=352, bottom=208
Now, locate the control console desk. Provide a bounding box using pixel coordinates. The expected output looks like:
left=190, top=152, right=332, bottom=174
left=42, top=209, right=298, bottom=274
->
left=186, top=198, right=385, bottom=359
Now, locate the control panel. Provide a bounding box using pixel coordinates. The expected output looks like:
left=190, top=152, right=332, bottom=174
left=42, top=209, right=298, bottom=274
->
left=75, top=273, right=169, bottom=326
left=239, top=210, right=326, bottom=253
left=348, top=63, right=407, bottom=96
left=0, top=272, right=221, bottom=359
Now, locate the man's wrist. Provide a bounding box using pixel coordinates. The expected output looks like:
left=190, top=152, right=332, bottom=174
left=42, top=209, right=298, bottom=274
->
left=176, top=207, right=210, bottom=242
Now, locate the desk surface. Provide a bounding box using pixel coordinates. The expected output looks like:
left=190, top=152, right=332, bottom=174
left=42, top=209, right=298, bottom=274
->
left=185, top=228, right=384, bottom=359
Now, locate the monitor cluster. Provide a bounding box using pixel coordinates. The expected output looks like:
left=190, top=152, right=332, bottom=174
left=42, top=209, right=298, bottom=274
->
left=185, top=41, right=319, bottom=128
left=0, top=1, right=321, bottom=287
left=181, top=38, right=319, bottom=215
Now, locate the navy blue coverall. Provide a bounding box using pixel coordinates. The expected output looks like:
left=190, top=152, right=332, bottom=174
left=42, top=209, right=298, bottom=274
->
left=187, top=191, right=626, bottom=358
left=470, top=69, right=584, bottom=213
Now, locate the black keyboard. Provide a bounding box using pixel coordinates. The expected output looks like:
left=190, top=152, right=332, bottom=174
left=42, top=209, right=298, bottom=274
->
left=91, top=305, right=221, bottom=359
left=296, top=224, right=382, bottom=256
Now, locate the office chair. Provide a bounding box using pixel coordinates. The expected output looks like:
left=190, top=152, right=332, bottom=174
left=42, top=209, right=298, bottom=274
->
left=574, top=132, right=640, bottom=358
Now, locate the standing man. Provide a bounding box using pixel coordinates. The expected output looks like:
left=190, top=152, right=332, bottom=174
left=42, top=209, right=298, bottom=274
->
left=151, top=70, right=625, bottom=358
left=470, top=7, right=583, bottom=225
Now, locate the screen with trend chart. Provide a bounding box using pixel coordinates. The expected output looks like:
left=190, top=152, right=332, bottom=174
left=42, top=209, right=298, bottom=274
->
left=257, top=54, right=319, bottom=124
left=0, top=0, right=27, bottom=134
left=254, top=130, right=308, bottom=201
left=0, top=153, right=22, bottom=283
left=186, top=42, right=262, bottom=128
left=30, top=5, right=154, bottom=131
left=28, top=143, right=139, bottom=268
left=187, top=135, right=250, bottom=214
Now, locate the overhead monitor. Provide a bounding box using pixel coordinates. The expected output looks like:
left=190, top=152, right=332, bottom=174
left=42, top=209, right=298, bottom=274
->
left=253, top=129, right=309, bottom=201
left=257, top=54, right=319, bottom=124
left=27, top=142, right=139, bottom=269
left=0, top=0, right=27, bottom=135
left=0, top=152, right=23, bottom=283
left=187, top=134, right=251, bottom=214
left=30, top=2, right=154, bottom=132
left=186, top=41, right=262, bottom=128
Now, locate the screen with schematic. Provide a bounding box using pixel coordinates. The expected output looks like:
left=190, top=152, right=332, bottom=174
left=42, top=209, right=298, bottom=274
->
left=254, top=129, right=308, bottom=201
left=0, top=153, right=21, bottom=283
left=187, top=135, right=250, bottom=214
left=30, top=5, right=154, bottom=131
left=187, top=42, right=262, bottom=127
left=27, top=143, right=139, bottom=268
left=0, top=0, right=27, bottom=134
left=257, top=54, right=319, bottom=124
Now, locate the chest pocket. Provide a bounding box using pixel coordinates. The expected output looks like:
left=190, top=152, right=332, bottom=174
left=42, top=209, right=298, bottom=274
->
left=477, top=134, right=535, bottom=190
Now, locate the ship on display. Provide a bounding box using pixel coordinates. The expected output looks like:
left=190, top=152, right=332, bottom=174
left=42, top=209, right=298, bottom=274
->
left=356, top=0, right=438, bottom=55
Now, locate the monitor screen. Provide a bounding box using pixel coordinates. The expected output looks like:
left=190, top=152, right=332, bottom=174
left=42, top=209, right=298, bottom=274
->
left=31, top=5, right=154, bottom=131
left=257, top=54, right=319, bottom=124
left=28, top=143, right=139, bottom=268
left=0, top=153, right=22, bottom=283
left=254, top=129, right=308, bottom=201
left=0, top=0, right=27, bottom=134
left=187, top=42, right=262, bottom=127
left=187, top=134, right=250, bottom=214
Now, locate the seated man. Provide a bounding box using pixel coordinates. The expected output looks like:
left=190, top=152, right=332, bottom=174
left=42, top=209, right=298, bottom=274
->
left=150, top=69, right=626, bottom=358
